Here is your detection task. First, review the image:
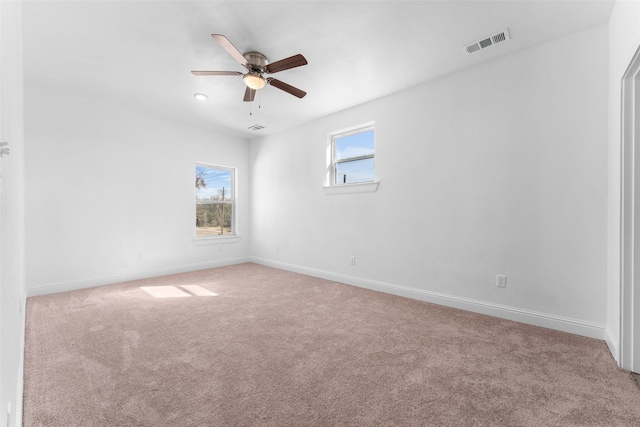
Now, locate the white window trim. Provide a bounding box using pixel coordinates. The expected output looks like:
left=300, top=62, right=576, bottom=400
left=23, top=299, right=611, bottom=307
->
left=323, top=181, right=379, bottom=195
left=325, top=121, right=378, bottom=194
left=194, top=162, right=239, bottom=240
left=192, top=235, right=242, bottom=246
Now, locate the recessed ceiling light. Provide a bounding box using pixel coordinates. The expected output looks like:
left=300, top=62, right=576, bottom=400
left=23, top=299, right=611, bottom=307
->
left=193, top=93, right=208, bottom=101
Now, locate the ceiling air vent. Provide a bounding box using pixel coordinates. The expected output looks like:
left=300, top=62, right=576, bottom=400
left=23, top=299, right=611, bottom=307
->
left=464, top=28, right=510, bottom=54
left=248, top=124, right=265, bottom=131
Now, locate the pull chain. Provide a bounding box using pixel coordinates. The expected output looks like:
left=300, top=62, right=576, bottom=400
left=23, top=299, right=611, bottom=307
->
left=248, top=88, right=263, bottom=116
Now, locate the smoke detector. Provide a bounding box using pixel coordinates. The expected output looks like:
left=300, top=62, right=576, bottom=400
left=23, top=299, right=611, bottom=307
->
left=464, top=28, right=510, bottom=54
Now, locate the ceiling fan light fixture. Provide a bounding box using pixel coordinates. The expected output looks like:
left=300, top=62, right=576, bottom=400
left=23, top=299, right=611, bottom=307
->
left=193, top=93, right=208, bottom=101
left=243, top=73, right=266, bottom=90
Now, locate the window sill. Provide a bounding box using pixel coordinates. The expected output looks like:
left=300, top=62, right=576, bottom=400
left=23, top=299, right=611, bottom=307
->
left=323, top=181, right=379, bottom=195
left=192, top=235, right=242, bottom=246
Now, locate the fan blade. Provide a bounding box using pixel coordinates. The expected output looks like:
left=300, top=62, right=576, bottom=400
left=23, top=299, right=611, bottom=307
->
left=265, top=54, right=308, bottom=74
left=243, top=87, right=256, bottom=102
left=211, top=34, right=248, bottom=67
left=191, top=71, right=243, bottom=76
left=267, top=78, right=306, bottom=98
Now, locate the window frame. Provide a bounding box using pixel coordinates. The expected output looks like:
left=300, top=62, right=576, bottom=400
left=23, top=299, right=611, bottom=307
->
left=194, top=162, right=239, bottom=242
left=325, top=122, right=379, bottom=195
left=331, top=123, right=375, bottom=185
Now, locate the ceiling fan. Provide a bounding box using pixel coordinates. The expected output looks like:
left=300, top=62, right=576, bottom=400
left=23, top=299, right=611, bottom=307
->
left=191, top=34, right=308, bottom=102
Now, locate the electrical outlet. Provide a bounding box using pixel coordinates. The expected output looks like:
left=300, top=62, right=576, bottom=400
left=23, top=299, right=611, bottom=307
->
left=496, top=275, right=507, bottom=288
left=136, top=253, right=143, bottom=262
left=275, top=245, right=279, bottom=253
left=350, top=256, right=356, bottom=265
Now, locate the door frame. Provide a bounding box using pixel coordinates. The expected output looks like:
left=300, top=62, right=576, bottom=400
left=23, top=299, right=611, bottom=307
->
left=620, top=45, right=640, bottom=373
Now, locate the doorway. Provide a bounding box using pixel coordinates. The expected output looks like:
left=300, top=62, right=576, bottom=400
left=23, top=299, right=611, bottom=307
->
left=621, top=45, right=640, bottom=373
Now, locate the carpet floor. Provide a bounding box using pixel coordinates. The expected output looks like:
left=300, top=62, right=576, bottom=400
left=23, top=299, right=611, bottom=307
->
left=23, top=263, right=640, bottom=426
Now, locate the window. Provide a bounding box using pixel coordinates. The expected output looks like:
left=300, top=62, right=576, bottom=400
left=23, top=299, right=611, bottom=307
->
left=195, top=163, right=235, bottom=238
left=331, top=124, right=375, bottom=185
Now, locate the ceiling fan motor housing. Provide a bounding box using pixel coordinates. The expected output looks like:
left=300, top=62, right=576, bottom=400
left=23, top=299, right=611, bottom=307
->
left=243, top=51, right=268, bottom=73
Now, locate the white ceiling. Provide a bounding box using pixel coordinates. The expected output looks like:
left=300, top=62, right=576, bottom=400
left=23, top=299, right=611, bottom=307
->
left=22, top=0, right=614, bottom=139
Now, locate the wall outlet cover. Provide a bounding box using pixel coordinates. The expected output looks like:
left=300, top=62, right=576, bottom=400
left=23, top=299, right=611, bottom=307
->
left=496, top=275, right=507, bottom=288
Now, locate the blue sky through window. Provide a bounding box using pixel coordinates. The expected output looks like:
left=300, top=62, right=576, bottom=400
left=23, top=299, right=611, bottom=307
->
left=335, top=129, right=374, bottom=183
left=335, top=130, right=374, bottom=161
left=336, top=158, right=375, bottom=183
left=196, top=165, right=231, bottom=200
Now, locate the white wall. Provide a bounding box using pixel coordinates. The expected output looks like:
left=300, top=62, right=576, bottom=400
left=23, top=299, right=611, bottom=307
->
left=606, top=0, right=640, bottom=362
left=0, top=1, right=26, bottom=426
left=24, top=85, right=250, bottom=295
left=250, top=25, right=609, bottom=339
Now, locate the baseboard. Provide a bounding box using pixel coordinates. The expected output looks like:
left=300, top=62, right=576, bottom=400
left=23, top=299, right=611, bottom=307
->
left=251, top=257, right=606, bottom=340
left=26, top=257, right=251, bottom=297
left=605, top=326, right=620, bottom=364
left=15, top=292, right=26, bottom=427
left=27, top=256, right=607, bottom=341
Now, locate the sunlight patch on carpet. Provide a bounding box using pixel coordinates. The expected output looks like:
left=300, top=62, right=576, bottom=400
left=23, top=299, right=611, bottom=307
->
left=140, top=285, right=218, bottom=298
left=180, top=285, right=218, bottom=297
left=140, top=286, right=191, bottom=298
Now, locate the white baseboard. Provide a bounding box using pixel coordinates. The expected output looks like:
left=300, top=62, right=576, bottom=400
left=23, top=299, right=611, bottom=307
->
left=26, top=256, right=607, bottom=341
left=26, top=257, right=251, bottom=297
left=251, top=257, right=606, bottom=340
left=605, top=326, right=620, bottom=363
left=15, top=292, right=26, bottom=427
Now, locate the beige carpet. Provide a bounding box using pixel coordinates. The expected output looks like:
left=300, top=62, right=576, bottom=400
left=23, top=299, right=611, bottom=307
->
left=23, top=263, right=640, bottom=426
